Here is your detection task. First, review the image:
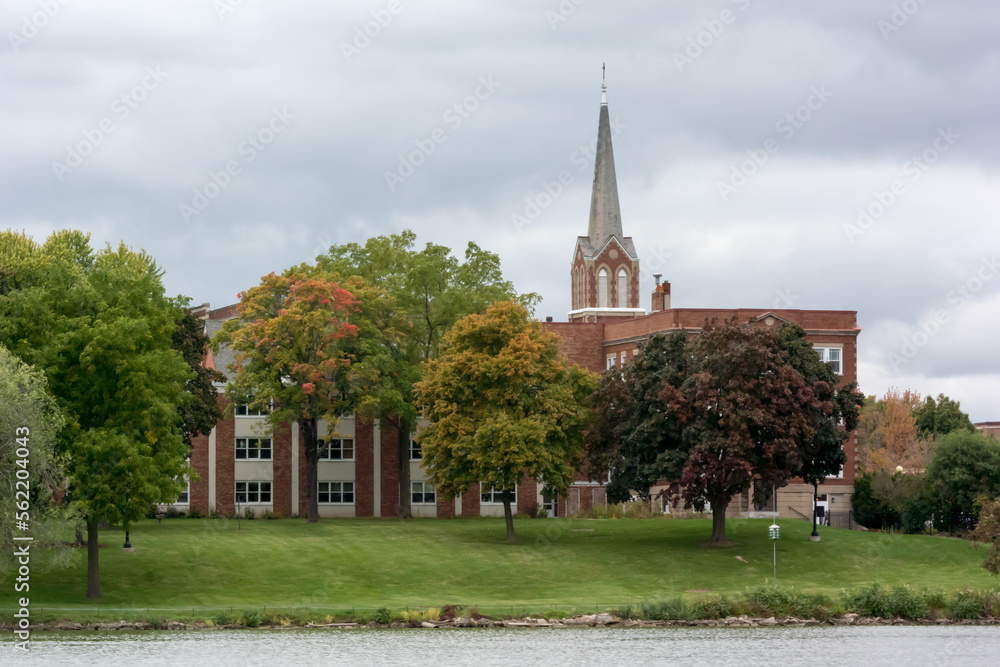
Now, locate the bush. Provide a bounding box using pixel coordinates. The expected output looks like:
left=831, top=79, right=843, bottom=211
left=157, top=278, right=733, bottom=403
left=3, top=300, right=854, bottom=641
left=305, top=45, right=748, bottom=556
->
left=164, top=507, right=184, bottom=519
left=240, top=608, right=262, bottom=628
left=243, top=507, right=256, bottom=521
left=693, top=596, right=733, bottom=620
left=263, top=509, right=276, bottom=520
left=373, top=607, right=392, bottom=625
left=188, top=509, right=203, bottom=519
left=639, top=598, right=692, bottom=621
left=846, top=583, right=927, bottom=619
left=951, top=590, right=985, bottom=620
left=615, top=603, right=634, bottom=620
left=526, top=503, right=541, bottom=519
left=213, top=612, right=236, bottom=625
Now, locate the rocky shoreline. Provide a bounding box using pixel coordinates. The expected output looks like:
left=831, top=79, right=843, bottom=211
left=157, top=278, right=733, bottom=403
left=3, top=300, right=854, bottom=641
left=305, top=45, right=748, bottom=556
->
left=8, top=612, right=1000, bottom=632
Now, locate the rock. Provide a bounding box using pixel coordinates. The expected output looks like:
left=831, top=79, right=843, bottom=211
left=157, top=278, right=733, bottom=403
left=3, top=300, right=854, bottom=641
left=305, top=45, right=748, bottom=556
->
left=420, top=621, right=438, bottom=628
left=593, top=613, right=618, bottom=626
left=563, top=617, right=592, bottom=626
left=389, top=622, right=407, bottom=629
left=453, top=617, right=473, bottom=627
left=842, top=613, right=859, bottom=624
left=502, top=621, right=530, bottom=628
left=759, top=617, right=779, bottom=626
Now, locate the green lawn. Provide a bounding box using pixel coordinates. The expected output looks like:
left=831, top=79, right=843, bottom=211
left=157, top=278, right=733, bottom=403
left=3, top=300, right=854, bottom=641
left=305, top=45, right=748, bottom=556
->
left=15, top=517, right=992, bottom=613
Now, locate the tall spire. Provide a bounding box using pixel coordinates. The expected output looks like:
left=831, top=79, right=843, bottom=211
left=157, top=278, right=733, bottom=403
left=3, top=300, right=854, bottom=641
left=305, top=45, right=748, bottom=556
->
left=587, top=67, right=622, bottom=248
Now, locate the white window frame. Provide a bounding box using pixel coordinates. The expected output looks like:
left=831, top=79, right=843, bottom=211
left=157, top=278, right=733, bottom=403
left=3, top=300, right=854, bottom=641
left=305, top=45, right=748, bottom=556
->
left=481, top=485, right=517, bottom=504
left=235, top=481, right=271, bottom=504
left=236, top=437, right=272, bottom=460
left=814, top=346, right=843, bottom=376
left=235, top=401, right=271, bottom=417
left=409, top=437, right=422, bottom=461
left=411, top=481, right=436, bottom=504
left=607, top=355, right=617, bottom=370
left=318, top=481, right=355, bottom=504
left=175, top=480, right=190, bottom=504
left=318, top=438, right=354, bottom=460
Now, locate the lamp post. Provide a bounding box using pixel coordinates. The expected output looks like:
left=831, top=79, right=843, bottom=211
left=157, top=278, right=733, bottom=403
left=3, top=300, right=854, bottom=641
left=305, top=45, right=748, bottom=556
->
left=811, top=482, right=821, bottom=542
left=769, top=522, right=780, bottom=586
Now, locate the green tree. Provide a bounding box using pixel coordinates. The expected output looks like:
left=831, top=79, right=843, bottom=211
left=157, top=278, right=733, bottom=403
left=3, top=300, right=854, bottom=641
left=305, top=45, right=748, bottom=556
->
left=0, top=229, right=193, bottom=597
left=584, top=333, right=691, bottom=504
left=316, top=231, right=537, bottom=518
left=970, top=497, right=1000, bottom=576
left=913, top=393, right=975, bottom=438
left=925, top=430, right=1000, bottom=533
left=213, top=271, right=398, bottom=522
left=172, top=301, right=225, bottom=449
left=414, top=301, right=596, bottom=542
left=0, top=344, right=65, bottom=557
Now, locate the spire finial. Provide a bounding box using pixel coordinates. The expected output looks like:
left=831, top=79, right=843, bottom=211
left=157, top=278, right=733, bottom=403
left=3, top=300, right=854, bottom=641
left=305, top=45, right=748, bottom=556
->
left=601, top=62, right=607, bottom=105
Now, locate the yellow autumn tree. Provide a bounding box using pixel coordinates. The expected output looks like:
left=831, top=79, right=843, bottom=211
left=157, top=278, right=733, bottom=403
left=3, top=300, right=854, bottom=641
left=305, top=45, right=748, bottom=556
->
left=856, top=388, right=933, bottom=473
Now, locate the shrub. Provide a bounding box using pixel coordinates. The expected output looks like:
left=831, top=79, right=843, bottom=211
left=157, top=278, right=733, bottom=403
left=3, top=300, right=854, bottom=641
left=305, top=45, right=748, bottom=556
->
left=526, top=503, right=541, bottom=519
left=373, top=607, right=392, bottom=625
left=616, top=603, right=634, bottom=620
left=263, top=509, right=276, bottom=520
left=188, top=509, right=203, bottom=519
left=888, top=586, right=928, bottom=619
left=693, top=596, right=733, bottom=620
left=241, top=608, right=262, bottom=628
left=208, top=505, right=218, bottom=518
left=146, top=617, right=166, bottom=630
left=164, top=507, right=184, bottom=519
left=847, top=583, right=893, bottom=618
left=951, top=590, right=985, bottom=620
left=243, top=507, right=256, bottom=521
left=213, top=612, right=236, bottom=625
left=639, top=598, right=692, bottom=621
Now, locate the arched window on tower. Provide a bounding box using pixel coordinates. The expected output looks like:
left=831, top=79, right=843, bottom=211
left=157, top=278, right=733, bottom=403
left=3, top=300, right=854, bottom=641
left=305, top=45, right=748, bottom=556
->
left=617, top=268, right=628, bottom=308
left=598, top=269, right=608, bottom=308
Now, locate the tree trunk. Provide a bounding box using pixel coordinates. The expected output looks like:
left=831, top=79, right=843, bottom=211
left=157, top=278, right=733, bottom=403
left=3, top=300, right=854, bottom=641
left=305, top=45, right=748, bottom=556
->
left=86, top=517, right=101, bottom=598
left=301, top=418, right=319, bottom=523
left=709, top=500, right=729, bottom=545
left=502, top=489, right=516, bottom=543
left=397, top=417, right=412, bottom=520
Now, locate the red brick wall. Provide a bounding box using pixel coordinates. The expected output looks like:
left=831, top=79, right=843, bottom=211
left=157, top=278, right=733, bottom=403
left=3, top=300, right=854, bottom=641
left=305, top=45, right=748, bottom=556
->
left=436, top=495, right=456, bottom=518
left=215, top=410, right=235, bottom=515
left=541, top=321, right=606, bottom=373
left=517, top=478, right=538, bottom=514
left=297, top=426, right=308, bottom=517
left=380, top=421, right=401, bottom=518
left=463, top=483, right=481, bottom=517
left=272, top=421, right=293, bottom=517
left=355, top=419, right=375, bottom=518
left=189, top=432, right=210, bottom=514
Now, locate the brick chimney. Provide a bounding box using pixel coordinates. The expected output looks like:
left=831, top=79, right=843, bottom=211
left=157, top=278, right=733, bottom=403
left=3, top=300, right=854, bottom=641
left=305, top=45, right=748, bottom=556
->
left=651, top=275, right=671, bottom=312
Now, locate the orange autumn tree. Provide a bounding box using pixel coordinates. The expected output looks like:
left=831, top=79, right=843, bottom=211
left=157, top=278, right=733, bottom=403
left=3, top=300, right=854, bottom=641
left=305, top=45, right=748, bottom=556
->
left=856, top=388, right=933, bottom=473
left=214, top=272, right=369, bottom=522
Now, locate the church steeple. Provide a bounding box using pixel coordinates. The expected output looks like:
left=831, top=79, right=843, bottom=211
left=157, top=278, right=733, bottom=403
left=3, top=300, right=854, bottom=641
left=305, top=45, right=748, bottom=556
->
left=568, top=69, right=642, bottom=323
left=587, top=67, right=623, bottom=249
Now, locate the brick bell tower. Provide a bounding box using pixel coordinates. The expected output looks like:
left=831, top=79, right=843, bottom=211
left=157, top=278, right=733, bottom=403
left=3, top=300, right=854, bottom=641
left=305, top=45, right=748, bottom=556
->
left=568, top=68, right=644, bottom=323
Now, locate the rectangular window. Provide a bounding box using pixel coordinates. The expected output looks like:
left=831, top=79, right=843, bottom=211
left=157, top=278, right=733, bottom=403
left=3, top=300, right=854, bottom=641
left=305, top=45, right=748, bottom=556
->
left=481, top=486, right=516, bottom=504
left=409, top=437, right=422, bottom=460
left=235, top=402, right=270, bottom=417
left=176, top=486, right=189, bottom=504
left=318, top=438, right=354, bottom=460
left=411, top=481, right=436, bottom=504
left=235, top=437, right=272, bottom=460
left=814, top=347, right=843, bottom=375
left=235, top=481, right=271, bottom=504
left=607, top=356, right=616, bottom=370
left=318, top=481, right=355, bottom=504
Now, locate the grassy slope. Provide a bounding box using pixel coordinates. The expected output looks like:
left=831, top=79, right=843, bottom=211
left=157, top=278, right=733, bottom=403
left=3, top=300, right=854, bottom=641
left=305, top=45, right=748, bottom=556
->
left=19, top=517, right=991, bottom=611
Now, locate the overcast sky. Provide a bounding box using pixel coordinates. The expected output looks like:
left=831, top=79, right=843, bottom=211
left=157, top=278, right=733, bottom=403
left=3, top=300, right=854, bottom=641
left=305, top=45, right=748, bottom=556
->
left=2, top=1, right=998, bottom=421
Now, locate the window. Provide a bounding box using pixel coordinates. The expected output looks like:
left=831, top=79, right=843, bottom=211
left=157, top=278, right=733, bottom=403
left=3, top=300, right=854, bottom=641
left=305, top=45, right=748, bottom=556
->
left=318, top=481, right=354, bottom=504
left=617, top=268, right=628, bottom=307
left=235, top=481, right=271, bottom=504
left=236, top=437, right=272, bottom=460
left=481, top=486, right=516, bottom=504
left=235, top=402, right=270, bottom=417
left=815, top=347, right=843, bottom=375
left=409, top=437, right=422, bottom=460
left=411, top=481, right=436, bottom=504
left=176, top=482, right=190, bottom=504
left=620, top=351, right=626, bottom=367
left=598, top=269, right=608, bottom=308
left=318, top=438, right=354, bottom=460
left=607, top=355, right=617, bottom=370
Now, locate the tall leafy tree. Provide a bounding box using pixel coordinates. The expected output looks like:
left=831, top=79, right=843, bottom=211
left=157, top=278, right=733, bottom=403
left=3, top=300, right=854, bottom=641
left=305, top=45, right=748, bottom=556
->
left=414, top=301, right=596, bottom=542
left=316, top=231, right=537, bottom=518
left=213, top=271, right=401, bottom=522
left=172, top=300, right=225, bottom=448
left=855, top=389, right=931, bottom=473
left=0, top=229, right=193, bottom=597
left=0, top=344, right=65, bottom=557
left=913, top=393, right=975, bottom=438
left=925, top=430, right=1000, bottom=533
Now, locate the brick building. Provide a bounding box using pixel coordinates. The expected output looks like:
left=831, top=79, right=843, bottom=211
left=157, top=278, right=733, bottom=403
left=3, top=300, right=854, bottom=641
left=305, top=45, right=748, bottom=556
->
left=174, top=76, right=861, bottom=523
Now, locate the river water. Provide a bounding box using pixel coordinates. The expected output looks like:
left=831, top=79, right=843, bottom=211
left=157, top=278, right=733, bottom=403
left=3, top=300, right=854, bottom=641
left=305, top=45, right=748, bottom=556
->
left=6, top=626, right=999, bottom=666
